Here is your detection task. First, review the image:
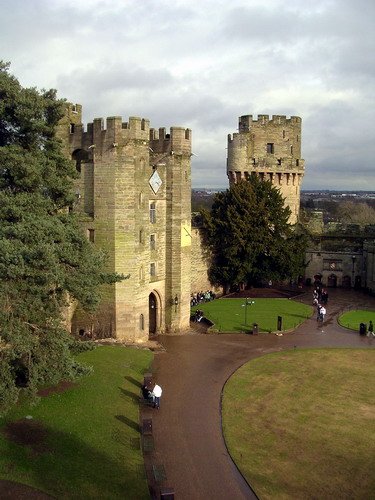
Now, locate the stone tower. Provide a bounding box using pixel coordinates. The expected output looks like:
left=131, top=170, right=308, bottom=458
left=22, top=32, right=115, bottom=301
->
left=227, top=115, right=305, bottom=223
left=58, top=104, right=192, bottom=342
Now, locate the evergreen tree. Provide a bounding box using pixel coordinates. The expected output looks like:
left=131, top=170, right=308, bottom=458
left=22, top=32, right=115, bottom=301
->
left=200, top=177, right=307, bottom=292
left=0, top=62, right=124, bottom=414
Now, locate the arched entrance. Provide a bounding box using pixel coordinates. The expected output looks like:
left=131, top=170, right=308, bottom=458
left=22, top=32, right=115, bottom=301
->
left=327, top=274, right=337, bottom=287
left=149, top=292, right=157, bottom=336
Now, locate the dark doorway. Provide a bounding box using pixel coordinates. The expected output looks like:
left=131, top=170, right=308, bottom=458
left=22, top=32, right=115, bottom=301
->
left=342, top=275, right=351, bottom=288
left=149, top=293, right=157, bottom=335
left=327, top=274, right=337, bottom=287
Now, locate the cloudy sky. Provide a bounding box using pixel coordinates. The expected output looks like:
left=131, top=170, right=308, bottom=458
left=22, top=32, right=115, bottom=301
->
left=1, top=0, right=374, bottom=190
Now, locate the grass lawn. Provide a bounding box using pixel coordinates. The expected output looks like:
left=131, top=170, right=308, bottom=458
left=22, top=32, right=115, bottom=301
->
left=0, top=345, right=153, bottom=500
left=192, top=298, right=312, bottom=332
left=338, top=310, right=375, bottom=331
left=222, top=349, right=375, bottom=500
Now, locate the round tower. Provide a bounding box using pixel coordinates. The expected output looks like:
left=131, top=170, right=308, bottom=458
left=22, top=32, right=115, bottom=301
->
left=227, top=114, right=305, bottom=223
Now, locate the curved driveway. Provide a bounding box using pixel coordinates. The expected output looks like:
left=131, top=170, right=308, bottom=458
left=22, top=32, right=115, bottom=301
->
left=144, top=289, right=375, bottom=499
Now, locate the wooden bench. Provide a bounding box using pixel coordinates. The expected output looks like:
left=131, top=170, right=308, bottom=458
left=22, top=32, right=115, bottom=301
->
left=142, top=418, right=153, bottom=436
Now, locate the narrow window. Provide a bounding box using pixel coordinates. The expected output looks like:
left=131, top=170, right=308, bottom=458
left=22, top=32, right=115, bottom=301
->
left=150, top=202, right=156, bottom=223
left=88, top=229, right=95, bottom=243
left=283, top=130, right=286, bottom=138
left=139, top=314, right=144, bottom=330
left=150, top=234, right=156, bottom=250
left=70, top=123, right=75, bottom=134
left=267, top=143, right=274, bottom=154
left=291, top=146, right=293, bottom=155
left=150, top=263, right=156, bottom=277
left=139, top=229, right=144, bottom=244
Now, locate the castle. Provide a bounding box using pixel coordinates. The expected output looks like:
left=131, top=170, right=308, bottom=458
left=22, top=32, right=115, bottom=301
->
left=58, top=107, right=305, bottom=342
left=227, top=115, right=305, bottom=223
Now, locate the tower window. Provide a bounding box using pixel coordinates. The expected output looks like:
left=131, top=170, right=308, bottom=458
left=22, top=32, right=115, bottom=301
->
left=150, top=234, right=156, bottom=250
left=235, top=171, right=241, bottom=183
left=88, top=229, right=95, bottom=243
left=150, top=202, right=156, bottom=223
left=150, top=263, right=156, bottom=277
left=70, top=123, right=75, bottom=134
left=267, top=143, right=274, bottom=154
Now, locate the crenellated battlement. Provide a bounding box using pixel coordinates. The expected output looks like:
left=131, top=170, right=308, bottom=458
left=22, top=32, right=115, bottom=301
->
left=239, top=114, right=301, bottom=132
left=150, top=126, right=192, bottom=155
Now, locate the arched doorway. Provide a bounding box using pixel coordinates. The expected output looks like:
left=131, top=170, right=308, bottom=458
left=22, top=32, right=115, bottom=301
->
left=327, top=274, right=337, bottom=287
left=149, top=292, right=157, bottom=336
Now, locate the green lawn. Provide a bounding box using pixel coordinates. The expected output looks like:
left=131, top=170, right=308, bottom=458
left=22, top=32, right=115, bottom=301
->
left=338, top=309, right=375, bottom=331
left=0, top=345, right=153, bottom=500
left=222, top=349, right=375, bottom=500
left=192, top=298, right=312, bottom=332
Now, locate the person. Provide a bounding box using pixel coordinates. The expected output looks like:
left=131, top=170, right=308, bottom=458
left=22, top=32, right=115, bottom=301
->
left=317, top=304, right=322, bottom=321
left=320, top=306, right=326, bottom=322
left=268, top=280, right=272, bottom=288
left=152, top=384, right=162, bottom=409
left=141, top=384, right=152, bottom=400
left=368, top=320, right=374, bottom=337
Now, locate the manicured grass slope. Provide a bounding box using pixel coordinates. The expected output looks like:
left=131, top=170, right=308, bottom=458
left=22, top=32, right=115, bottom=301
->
left=338, top=310, right=375, bottom=331
left=222, top=349, right=375, bottom=500
left=0, top=346, right=153, bottom=500
left=192, top=298, right=312, bottom=332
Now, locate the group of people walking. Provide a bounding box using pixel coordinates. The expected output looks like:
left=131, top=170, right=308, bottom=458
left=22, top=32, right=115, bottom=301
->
left=312, top=288, right=327, bottom=322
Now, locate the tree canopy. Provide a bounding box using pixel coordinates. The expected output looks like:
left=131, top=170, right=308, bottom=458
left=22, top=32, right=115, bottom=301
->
left=200, top=177, right=307, bottom=291
left=0, top=62, right=123, bottom=414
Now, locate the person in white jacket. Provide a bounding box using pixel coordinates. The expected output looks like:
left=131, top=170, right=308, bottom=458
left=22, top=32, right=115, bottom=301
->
left=152, top=384, right=162, bottom=409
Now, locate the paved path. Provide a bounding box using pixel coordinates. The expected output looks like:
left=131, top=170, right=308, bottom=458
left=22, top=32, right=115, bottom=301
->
left=143, top=289, right=375, bottom=499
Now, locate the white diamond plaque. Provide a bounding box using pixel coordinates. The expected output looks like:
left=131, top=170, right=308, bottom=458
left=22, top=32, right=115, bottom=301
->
left=149, top=170, right=162, bottom=193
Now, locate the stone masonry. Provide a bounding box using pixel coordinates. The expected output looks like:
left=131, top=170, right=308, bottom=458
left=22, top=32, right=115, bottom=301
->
left=227, top=114, right=305, bottom=223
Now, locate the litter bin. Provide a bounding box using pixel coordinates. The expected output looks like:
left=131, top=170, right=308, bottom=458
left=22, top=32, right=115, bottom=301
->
left=252, top=323, right=258, bottom=335
left=359, top=323, right=367, bottom=335
left=277, top=316, right=282, bottom=331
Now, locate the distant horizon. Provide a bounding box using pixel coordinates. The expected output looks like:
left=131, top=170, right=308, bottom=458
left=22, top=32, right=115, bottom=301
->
left=192, top=187, right=375, bottom=193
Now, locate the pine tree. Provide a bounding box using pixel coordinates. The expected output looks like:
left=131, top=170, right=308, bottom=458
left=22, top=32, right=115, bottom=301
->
left=200, top=176, right=307, bottom=292
left=0, top=62, right=124, bottom=414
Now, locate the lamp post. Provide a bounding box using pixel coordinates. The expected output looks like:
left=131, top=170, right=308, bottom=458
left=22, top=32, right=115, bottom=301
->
left=351, top=255, right=356, bottom=287
left=244, top=298, right=255, bottom=326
